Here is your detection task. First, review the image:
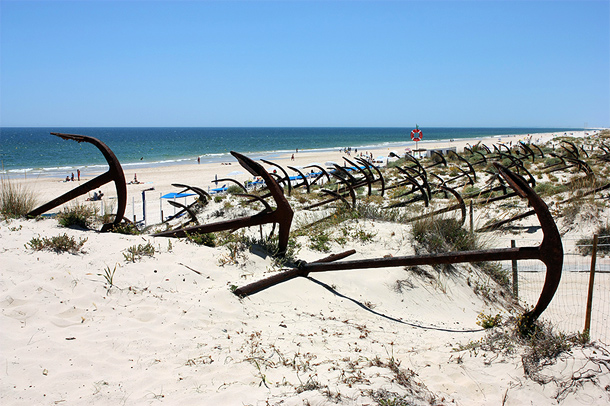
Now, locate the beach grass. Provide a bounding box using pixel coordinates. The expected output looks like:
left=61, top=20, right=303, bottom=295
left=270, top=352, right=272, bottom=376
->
left=25, top=233, right=88, bottom=254
left=57, top=203, right=97, bottom=229
left=0, top=177, right=38, bottom=219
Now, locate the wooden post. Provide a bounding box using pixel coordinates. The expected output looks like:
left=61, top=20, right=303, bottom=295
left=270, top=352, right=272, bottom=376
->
left=511, top=239, right=518, bottom=297
left=469, top=200, right=474, bottom=235
left=584, top=234, right=598, bottom=337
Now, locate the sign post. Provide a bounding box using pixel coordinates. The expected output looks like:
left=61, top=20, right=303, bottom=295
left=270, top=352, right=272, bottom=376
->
left=410, top=125, right=423, bottom=158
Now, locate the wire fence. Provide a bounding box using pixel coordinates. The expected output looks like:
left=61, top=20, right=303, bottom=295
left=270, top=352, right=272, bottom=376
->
left=510, top=236, right=610, bottom=345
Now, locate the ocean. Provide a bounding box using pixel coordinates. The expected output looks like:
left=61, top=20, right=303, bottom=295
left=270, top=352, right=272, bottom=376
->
left=0, top=127, right=582, bottom=178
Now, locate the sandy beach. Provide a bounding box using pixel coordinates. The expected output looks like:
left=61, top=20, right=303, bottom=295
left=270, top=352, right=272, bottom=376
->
left=16, top=131, right=565, bottom=226
left=2, top=129, right=610, bottom=405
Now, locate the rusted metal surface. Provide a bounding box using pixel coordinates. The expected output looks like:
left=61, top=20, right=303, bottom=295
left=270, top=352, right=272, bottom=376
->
left=425, top=151, right=447, bottom=169
left=478, top=181, right=610, bottom=232
left=167, top=200, right=199, bottom=225
left=261, top=159, right=292, bottom=196
left=305, top=164, right=331, bottom=185
left=530, top=143, right=545, bottom=159
left=448, top=151, right=477, bottom=182
left=171, top=183, right=211, bottom=202
left=518, top=142, right=536, bottom=162
left=386, top=172, right=430, bottom=208
left=155, top=152, right=294, bottom=254
left=343, top=157, right=372, bottom=195
left=546, top=155, right=594, bottom=177
left=356, top=158, right=386, bottom=196
left=561, top=141, right=580, bottom=159
left=405, top=185, right=466, bottom=226
left=214, top=178, right=248, bottom=193
left=233, top=164, right=563, bottom=330
left=394, top=165, right=431, bottom=200
left=233, top=249, right=357, bottom=297
left=287, top=166, right=310, bottom=193
left=27, top=132, right=127, bottom=232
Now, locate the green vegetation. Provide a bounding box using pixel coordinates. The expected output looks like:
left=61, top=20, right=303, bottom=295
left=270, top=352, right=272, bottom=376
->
left=185, top=231, right=216, bottom=247
left=26, top=233, right=87, bottom=254
left=123, top=242, right=156, bottom=262
left=57, top=203, right=96, bottom=228
left=98, top=264, right=118, bottom=289
left=577, top=223, right=610, bottom=256
left=308, top=231, right=332, bottom=252
left=476, top=312, right=503, bottom=329
left=0, top=178, right=37, bottom=219
left=412, top=217, right=478, bottom=254
left=108, top=221, right=141, bottom=235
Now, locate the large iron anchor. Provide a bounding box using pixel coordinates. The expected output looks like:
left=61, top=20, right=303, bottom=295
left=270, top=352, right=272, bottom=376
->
left=234, top=164, right=563, bottom=331
left=155, top=151, right=294, bottom=254
left=27, top=132, right=127, bottom=232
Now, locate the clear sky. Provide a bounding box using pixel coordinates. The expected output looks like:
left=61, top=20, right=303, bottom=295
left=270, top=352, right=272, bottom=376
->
left=1, top=0, right=608, bottom=128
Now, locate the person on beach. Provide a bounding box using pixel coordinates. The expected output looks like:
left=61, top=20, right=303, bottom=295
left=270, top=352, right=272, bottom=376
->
left=77, top=169, right=80, bottom=181
left=65, top=176, right=70, bottom=182
left=71, top=172, right=75, bottom=181
left=291, top=154, right=294, bottom=161
left=197, top=156, right=200, bottom=164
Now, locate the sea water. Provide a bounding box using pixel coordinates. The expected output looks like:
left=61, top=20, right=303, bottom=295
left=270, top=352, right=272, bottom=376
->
left=0, top=127, right=582, bottom=178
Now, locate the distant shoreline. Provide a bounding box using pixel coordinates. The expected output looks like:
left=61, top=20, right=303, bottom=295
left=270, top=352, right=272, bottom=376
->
left=1, top=127, right=595, bottom=179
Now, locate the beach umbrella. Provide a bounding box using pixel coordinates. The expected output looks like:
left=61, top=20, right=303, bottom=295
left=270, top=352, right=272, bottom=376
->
left=161, top=193, right=195, bottom=199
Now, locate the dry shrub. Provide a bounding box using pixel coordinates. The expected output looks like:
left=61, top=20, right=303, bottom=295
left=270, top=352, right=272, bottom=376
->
left=0, top=178, right=37, bottom=218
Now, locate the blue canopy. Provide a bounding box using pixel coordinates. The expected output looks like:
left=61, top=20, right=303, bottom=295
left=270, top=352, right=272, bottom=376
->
left=161, top=192, right=196, bottom=199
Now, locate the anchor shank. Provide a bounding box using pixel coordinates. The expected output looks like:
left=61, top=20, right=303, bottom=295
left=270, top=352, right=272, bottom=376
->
left=299, top=246, right=540, bottom=273
left=29, top=171, right=113, bottom=217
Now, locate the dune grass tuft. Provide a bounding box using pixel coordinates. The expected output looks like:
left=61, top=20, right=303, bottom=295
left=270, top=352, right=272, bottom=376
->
left=0, top=178, right=38, bottom=219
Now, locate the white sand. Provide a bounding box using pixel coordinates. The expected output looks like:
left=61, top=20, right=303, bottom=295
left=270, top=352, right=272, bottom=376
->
left=2, top=130, right=610, bottom=405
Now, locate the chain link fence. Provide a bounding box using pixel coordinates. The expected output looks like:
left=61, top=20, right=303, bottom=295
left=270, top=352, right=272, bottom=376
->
left=510, top=236, right=609, bottom=344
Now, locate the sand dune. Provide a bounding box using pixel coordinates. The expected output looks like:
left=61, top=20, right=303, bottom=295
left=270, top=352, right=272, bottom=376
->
left=2, top=130, right=610, bottom=405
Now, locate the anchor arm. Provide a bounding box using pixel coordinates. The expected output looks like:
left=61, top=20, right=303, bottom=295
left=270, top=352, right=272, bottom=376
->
left=27, top=133, right=127, bottom=231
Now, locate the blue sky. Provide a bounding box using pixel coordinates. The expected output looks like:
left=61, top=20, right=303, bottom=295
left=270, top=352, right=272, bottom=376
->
left=1, top=0, right=608, bottom=128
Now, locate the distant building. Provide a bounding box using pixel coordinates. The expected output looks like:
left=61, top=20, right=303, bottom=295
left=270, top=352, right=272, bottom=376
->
left=426, top=147, right=456, bottom=158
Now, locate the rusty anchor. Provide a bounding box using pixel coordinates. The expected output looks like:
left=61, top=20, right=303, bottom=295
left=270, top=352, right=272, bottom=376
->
left=304, top=164, right=332, bottom=186
left=477, top=180, right=610, bottom=232
left=213, top=177, right=248, bottom=193
left=287, top=166, right=311, bottom=193
left=404, top=185, right=466, bottom=226
left=355, top=157, right=386, bottom=196
left=448, top=151, right=477, bottom=183
left=162, top=183, right=210, bottom=225
left=385, top=172, right=430, bottom=208
left=233, top=163, right=563, bottom=331
left=261, top=159, right=292, bottom=196
left=304, top=170, right=357, bottom=210
left=27, top=132, right=127, bottom=232
left=155, top=152, right=294, bottom=254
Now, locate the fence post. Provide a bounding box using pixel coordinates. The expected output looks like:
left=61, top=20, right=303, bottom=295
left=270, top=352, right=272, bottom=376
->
left=584, top=234, right=598, bottom=337
left=469, top=200, right=474, bottom=236
left=511, top=239, right=518, bottom=297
